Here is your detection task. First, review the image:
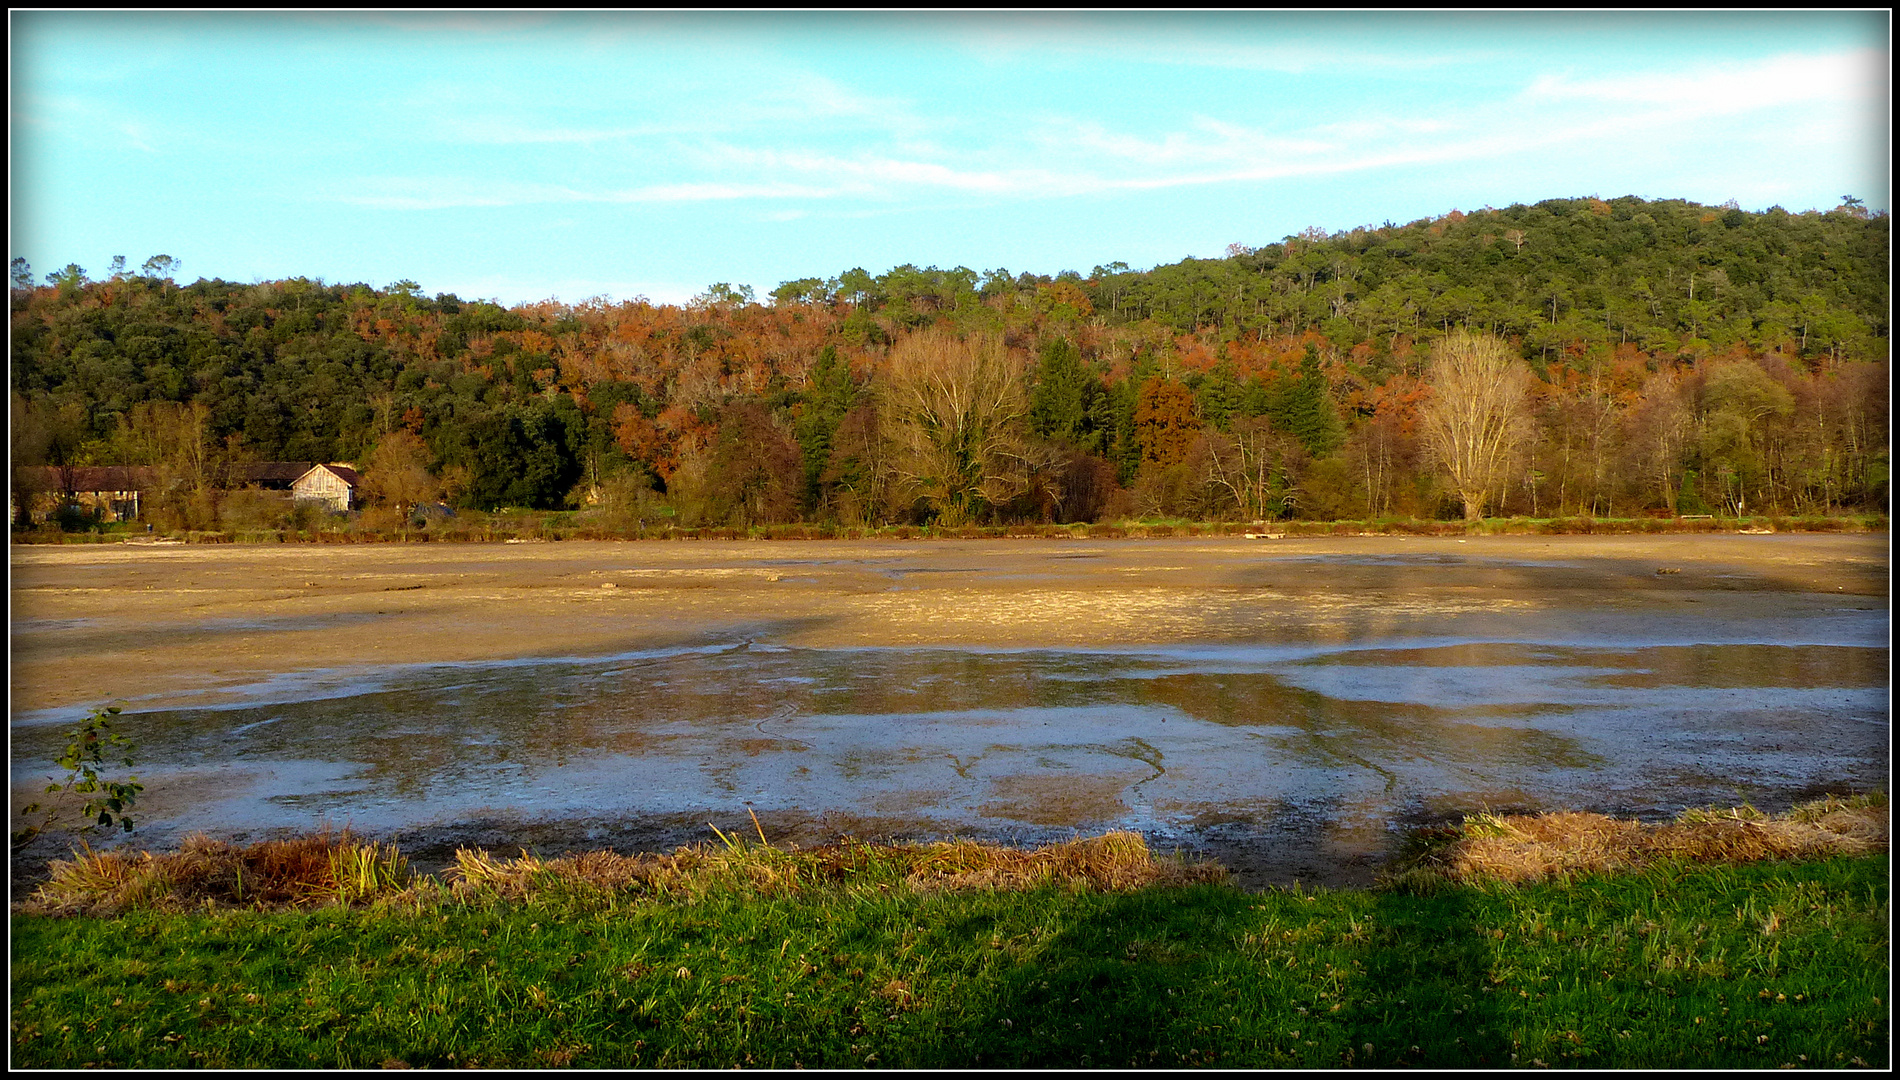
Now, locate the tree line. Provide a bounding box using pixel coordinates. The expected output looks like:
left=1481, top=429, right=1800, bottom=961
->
left=8, top=195, right=1888, bottom=532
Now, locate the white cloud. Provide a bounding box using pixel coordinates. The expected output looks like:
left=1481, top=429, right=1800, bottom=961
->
left=1521, top=48, right=1882, bottom=115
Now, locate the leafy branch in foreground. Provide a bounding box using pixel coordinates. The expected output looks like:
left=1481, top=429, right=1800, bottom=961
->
left=12, top=705, right=144, bottom=852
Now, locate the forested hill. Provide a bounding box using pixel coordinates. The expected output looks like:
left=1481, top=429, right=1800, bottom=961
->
left=9, top=195, right=1889, bottom=528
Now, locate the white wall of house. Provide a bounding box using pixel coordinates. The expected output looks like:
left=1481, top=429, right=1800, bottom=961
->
left=292, top=467, right=355, bottom=512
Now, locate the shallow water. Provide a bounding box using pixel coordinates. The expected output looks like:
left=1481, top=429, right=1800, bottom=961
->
left=13, top=613, right=1886, bottom=886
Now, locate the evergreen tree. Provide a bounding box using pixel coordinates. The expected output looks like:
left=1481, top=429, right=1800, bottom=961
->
left=1195, top=358, right=1246, bottom=432
left=1269, top=345, right=1345, bottom=456
left=1027, top=336, right=1102, bottom=452
left=794, top=345, right=857, bottom=509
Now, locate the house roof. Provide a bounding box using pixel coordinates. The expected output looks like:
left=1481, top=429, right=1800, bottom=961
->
left=20, top=465, right=159, bottom=492
left=233, top=461, right=316, bottom=484
left=294, top=463, right=361, bottom=488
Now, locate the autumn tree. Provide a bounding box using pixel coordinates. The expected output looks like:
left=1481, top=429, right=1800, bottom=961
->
left=821, top=403, right=892, bottom=526
left=9, top=393, right=86, bottom=526
left=107, top=401, right=229, bottom=527
left=361, top=429, right=441, bottom=516
left=879, top=327, right=1036, bottom=526
left=1417, top=329, right=1534, bottom=522
left=701, top=402, right=803, bottom=527
left=1035, top=280, right=1094, bottom=320
left=1620, top=368, right=1694, bottom=514
left=1133, top=377, right=1200, bottom=469
left=1344, top=374, right=1427, bottom=518
left=1040, top=447, right=1125, bottom=523
left=1697, top=359, right=1794, bottom=515
left=612, top=403, right=676, bottom=485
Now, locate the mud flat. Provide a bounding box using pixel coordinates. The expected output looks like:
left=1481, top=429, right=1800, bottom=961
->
left=11, top=534, right=1889, bottom=886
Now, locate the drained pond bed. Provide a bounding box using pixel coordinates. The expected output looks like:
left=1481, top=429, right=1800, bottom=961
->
left=11, top=536, right=1888, bottom=1066
left=10, top=801, right=1889, bottom=1070
left=12, top=536, right=1888, bottom=892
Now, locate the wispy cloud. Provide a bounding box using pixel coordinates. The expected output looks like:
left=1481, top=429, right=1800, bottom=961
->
left=1521, top=48, right=1883, bottom=116
left=18, top=92, right=163, bottom=153
left=336, top=177, right=841, bottom=210
left=337, top=43, right=1883, bottom=216
left=746, top=71, right=914, bottom=125
left=1058, top=118, right=1335, bottom=168
left=937, top=14, right=1498, bottom=76
left=429, top=119, right=701, bottom=146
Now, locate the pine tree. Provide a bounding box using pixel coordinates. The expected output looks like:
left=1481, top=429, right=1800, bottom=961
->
left=1027, top=337, right=1102, bottom=452
left=1269, top=345, right=1344, bottom=456
left=794, top=345, right=857, bottom=509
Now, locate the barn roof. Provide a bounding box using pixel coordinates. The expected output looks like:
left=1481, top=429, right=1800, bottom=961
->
left=233, top=461, right=316, bottom=484
left=294, top=463, right=361, bottom=488
left=21, top=465, right=159, bottom=492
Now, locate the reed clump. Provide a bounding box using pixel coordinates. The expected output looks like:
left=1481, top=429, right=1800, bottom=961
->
left=20, top=829, right=413, bottom=916
left=446, top=830, right=1225, bottom=902
left=1397, top=793, right=1887, bottom=887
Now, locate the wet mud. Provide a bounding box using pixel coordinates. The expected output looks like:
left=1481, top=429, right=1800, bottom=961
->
left=10, top=535, right=1889, bottom=889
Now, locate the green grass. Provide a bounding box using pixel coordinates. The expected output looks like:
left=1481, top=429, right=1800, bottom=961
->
left=11, top=855, right=1886, bottom=1068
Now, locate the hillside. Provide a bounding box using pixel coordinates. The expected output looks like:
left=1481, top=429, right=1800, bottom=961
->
left=9, top=195, right=1888, bottom=530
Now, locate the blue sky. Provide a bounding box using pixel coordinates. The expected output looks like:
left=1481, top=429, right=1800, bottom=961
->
left=10, top=11, right=1890, bottom=306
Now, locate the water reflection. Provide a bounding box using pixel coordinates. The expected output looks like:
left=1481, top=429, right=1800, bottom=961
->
left=10, top=634, right=1886, bottom=887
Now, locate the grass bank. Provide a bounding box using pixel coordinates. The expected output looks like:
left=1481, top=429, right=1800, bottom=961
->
left=11, top=807, right=1888, bottom=1069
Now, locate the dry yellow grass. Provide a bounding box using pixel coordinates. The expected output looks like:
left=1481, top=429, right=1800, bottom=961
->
left=22, top=829, right=1219, bottom=917
left=446, top=830, right=1226, bottom=902
left=20, top=829, right=412, bottom=916
left=25, top=797, right=1879, bottom=915
left=1407, top=794, right=1887, bottom=886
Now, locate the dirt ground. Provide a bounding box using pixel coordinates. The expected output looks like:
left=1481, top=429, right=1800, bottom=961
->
left=11, top=533, right=1887, bottom=720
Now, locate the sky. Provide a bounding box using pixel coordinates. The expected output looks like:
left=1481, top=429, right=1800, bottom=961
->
left=9, top=11, right=1891, bottom=307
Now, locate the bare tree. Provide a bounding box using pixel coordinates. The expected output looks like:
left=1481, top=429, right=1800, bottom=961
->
left=1197, top=417, right=1303, bottom=521
left=1621, top=368, right=1693, bottom=514
left=821, top=403, right=894, bottom=526
left=113, top=401, right=228, bottom=528
left=879, top=327, right=1040, bottom=526
left=1418, top=329, right=1534, bottom=522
